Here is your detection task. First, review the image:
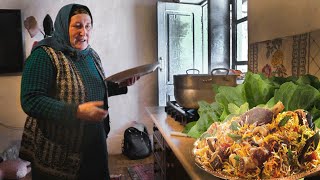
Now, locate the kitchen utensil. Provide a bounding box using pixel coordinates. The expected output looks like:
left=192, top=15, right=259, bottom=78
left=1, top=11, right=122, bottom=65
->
left=24, top=16, right=44, bottom=38
left=170, top=131, right=190, bottom=137
left=105, top=62, right=160, bottom=83
left=173, top=68, right=237, bottom=109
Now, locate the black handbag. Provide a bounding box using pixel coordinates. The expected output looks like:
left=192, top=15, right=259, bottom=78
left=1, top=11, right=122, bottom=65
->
left=122, top=126, right=152, bottom=160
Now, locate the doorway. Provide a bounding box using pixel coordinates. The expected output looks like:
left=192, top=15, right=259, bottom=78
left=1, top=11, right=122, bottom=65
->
left=157, top=1, right=208, bottom=106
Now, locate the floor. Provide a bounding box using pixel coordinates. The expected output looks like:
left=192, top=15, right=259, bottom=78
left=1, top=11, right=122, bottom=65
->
left=19, top=154, right=153, bottom=180
left=108, top=154, right=154, bottom=179
left=0, top=120, right=154, bottom=180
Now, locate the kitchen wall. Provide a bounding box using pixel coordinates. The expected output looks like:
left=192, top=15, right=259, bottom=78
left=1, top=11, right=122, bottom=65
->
left=0, top=0, right=157, bottom=154
left=248, top=0, right=320, bottom=44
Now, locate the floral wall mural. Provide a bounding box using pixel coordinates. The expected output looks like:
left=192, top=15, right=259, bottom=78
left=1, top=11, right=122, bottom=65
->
left=248, top=29, right=320, bottom=79
left=264, top=39, right=287, bottom=77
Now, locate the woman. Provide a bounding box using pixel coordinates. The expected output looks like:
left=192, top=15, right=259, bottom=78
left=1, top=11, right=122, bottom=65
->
left=19, top=3, right=137, bottom=180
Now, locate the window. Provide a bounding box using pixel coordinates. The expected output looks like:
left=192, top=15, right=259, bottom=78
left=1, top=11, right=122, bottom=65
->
left=230, top=0, right=248, bottom=73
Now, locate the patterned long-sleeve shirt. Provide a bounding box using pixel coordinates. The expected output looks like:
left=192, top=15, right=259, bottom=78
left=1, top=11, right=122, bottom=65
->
left=21, top=47, right=127, bottom=125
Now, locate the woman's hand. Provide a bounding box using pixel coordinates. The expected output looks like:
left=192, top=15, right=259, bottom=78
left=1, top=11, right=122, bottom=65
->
left=76, top=101, right=108, bottom=122
left=119, top=76, right=140, bottom=87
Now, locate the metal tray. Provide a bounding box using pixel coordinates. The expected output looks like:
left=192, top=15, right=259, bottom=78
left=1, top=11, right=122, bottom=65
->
left=105, top=62, right=159, bottom=83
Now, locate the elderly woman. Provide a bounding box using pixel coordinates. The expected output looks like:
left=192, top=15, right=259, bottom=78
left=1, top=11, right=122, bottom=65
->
left=19, top=3, right=137, bottom=180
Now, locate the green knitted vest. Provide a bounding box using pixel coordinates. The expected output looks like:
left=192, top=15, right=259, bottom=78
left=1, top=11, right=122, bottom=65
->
left=19, top=46, right=106, bottom=179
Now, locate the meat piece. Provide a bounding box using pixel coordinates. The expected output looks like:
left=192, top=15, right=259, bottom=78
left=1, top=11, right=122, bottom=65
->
left=238, top=101, right=284, bottom=126
left=271, top=101, right=285, bottom=116
left=238, top=107, right=273, bottom=125
left=210, top=153, right=223, bottom=169
left=295, top=109, right=307, bottom=125
left=217, top=143, right=231, bottom=159
left=206, top=138, right=217, bottom=153
left=239, top=156, right=258, bottom=172
left=264, top=139, right=280, bottom=152
left=249, top=147, right=270, bottom=168
left=295, top=109, right=314, bottom=129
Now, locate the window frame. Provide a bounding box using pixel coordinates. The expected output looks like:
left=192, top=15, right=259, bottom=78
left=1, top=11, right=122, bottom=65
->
left=230, top=0, right=248, bottom=70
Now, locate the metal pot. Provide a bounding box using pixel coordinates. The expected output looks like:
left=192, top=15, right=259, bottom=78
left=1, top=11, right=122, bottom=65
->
left=173, top=68, right=237, bottom=109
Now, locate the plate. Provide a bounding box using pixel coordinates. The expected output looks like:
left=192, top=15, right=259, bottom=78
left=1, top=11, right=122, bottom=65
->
left=193, top=147, right=320, bottom=180
left=105, top=62, right=160, bottom=83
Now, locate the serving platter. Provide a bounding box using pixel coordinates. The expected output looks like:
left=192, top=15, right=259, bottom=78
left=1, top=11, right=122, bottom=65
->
left=105, top=62, right=160, bottom=83
left=193, top=151, right=320, bottom=180
left=193, top=147, right=320, bottom=180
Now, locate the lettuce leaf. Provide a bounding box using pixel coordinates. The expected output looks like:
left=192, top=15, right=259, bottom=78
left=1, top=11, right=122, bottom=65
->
left=223, top=102, right=249, bottom=122
left=243, top=72, right=278, bottom=108
left=186, top=101, right=222, bottom=138
left=274, top=82, right=320, bottom=111
left=311, top=106, right=320, bottom=123
left=182, top=121, right=197, bottom=134
left=214, top=84, right=247, bottom=108
left=296, top=74, right=320, bottom=90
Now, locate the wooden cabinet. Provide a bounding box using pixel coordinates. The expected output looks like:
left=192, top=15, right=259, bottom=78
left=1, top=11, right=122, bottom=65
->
left=146, top=107, right=216, bottom=180
left=153, top=125, right=190, bottom=180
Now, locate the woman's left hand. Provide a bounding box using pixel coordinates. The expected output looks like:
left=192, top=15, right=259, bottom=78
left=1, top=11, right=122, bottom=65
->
left=119, top=76, right=140, bottom=87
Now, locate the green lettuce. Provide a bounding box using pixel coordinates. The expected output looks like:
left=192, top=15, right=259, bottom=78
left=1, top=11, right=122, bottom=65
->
left=243, top=72, right=278, bottom=108
left=184, top=72, right=320, bottom=139
left=186, top=101, right=222, bottom=138
left=274, top=82, right=320, bottom=111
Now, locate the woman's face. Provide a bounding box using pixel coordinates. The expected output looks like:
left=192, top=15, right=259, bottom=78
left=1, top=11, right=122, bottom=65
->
left=69, top=14, right=92, bottom=50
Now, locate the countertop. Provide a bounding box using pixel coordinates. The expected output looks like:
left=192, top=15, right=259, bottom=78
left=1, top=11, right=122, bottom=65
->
left=146, top=106, right=219, bottom=180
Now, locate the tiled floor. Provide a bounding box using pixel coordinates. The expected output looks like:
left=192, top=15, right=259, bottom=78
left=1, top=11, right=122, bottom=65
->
left=18, top=154, right=153, bottom=180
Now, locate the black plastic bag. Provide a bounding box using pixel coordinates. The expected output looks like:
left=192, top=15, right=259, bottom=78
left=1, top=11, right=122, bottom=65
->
left=122, top=126, right=152, bottom=160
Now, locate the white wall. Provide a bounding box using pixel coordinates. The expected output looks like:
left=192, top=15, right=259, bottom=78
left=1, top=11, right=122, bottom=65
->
left=0, top=0, right=158, bottom=154
left=248, top=0, right=320, bottom=43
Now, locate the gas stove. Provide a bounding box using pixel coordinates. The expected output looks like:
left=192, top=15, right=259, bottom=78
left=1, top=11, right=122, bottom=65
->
left=164, top=101, right=199, bottom=126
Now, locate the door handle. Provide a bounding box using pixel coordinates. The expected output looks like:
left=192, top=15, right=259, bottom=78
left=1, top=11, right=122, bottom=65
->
left=159, top=57, right=164, bottom=72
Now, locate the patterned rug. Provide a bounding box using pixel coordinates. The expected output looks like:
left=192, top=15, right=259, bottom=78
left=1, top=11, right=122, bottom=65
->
left=127, top=163, right=154, bottom=180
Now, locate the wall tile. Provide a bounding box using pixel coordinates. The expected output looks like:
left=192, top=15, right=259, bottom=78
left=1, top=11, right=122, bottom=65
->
left=249, top=29, right=320, bottom=79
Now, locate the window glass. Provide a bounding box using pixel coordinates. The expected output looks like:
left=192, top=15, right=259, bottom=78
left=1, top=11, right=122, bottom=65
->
left=236, top=21, right=248, bottom=62
left=237, top=0, right=247, bottom=20
left=236, top=65, right=248, bottom=73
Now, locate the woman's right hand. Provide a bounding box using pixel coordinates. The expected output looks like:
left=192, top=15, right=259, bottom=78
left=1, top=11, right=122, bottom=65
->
left=76, top=101, right=108, bottom=122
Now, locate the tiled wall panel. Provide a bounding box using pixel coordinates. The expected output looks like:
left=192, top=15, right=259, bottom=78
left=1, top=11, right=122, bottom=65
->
left=249, top=29, right=320, bottom=79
